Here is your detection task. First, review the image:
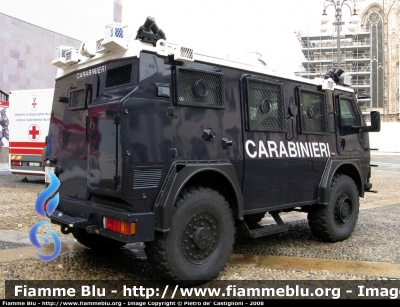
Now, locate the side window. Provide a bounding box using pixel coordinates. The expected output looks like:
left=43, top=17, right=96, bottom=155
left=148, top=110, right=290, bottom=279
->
left=175, top=68, right=224, bottom=109
left=298, top=89, right=327, bottom=134
left=339, top=98, right=362, bottom=127
left=68, top=86, right=92, bottom=110
left=246, top=78, right=285, bottom=132
left=69, top=89, right=86, bottom=110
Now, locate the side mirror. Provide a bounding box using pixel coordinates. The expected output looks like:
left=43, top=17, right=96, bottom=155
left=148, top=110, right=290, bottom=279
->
left=360, top=111, right=381, bottom=132
left=369, top=111, right=381, bottom=132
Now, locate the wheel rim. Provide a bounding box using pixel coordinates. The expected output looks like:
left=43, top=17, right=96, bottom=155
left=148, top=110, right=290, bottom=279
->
left=181, top=212, right=219, bottom=264
left=334, top=194, right=353, bottom=224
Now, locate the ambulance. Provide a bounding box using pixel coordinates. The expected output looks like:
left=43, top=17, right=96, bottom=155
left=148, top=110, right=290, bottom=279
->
left=8, top=89, right=53, bottom=176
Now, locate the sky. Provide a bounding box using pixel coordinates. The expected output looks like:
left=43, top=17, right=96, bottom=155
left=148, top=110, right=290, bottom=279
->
left=121, top=0, right=326, bottom=73
left=0, top=0, right=359, bottom=74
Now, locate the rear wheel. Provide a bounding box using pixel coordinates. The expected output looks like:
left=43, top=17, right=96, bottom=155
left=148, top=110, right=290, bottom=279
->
left=145, top=186, right=235, bottom=285
left=71, top=228, right=126, bottom=250
left=308, top=174, right=359, bottom=242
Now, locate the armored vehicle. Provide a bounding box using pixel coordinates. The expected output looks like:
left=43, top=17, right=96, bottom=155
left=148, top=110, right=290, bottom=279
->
left=45, top=17, right=380, bottom=284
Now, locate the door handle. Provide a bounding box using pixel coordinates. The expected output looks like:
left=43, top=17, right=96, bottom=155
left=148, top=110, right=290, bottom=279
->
left=286, top=116, right=294, bottom=140
left=202, top=129, right=215, bottom=141
left=222, top=138, right=233, bottom=149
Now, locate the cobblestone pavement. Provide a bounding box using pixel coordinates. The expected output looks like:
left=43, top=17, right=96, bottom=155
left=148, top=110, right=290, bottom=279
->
left=0, top=156, right=399, bottom=299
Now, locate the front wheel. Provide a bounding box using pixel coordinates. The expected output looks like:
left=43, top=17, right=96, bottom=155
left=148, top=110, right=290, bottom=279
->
left=145, top=186, right=235, bottom=285
left=308, top=174, right=359, bottom=242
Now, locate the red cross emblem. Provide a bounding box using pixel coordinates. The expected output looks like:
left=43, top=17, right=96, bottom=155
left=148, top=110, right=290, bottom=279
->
left=28, top=124, right=40, bottom=141
left=30, top=96, right=39, bottom=111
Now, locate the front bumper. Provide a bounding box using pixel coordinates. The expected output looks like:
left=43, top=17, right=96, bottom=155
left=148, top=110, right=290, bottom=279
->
left=49, top=196, right=155, bottom=243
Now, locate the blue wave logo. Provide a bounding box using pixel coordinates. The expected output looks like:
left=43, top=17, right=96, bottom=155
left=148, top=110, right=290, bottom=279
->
left=34, top=172, right=60, bottom=217
left=29, top=172, right=62, bottom=261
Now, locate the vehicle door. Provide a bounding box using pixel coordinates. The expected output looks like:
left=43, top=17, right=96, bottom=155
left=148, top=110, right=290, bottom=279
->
left=241, top=76, right=291, bottom=209
left=86, top=61, right=134, bottom=192
left=294, top=87, right=333, bottom=202
left=50, top=74, right=99, bottom=199
left=334, top=91, right=368, bottom=155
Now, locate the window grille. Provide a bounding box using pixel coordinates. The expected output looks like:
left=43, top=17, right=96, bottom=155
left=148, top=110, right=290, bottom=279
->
left=175, top=68, right=224, bottom=108
left=69, top=90, right=86, bottom=110
left=299, top=90, right=327, bottom=133
left=106, top=64, right=133, bottom=88
left=246, top=78, right=285, bottom=131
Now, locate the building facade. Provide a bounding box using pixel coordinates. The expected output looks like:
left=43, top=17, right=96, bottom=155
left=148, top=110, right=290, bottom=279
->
left=297, top=0, right=399, bottom=122
left=0, top=0, right=121, bottom=169
left=0, top=13, right=81, bottom=92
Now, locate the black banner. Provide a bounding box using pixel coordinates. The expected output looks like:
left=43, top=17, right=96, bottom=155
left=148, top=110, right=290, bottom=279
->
left=3, top=280, right=400, bottom=300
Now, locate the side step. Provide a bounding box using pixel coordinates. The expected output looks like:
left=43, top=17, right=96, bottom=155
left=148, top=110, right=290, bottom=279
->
left=239, top=211, right=289, bottom=238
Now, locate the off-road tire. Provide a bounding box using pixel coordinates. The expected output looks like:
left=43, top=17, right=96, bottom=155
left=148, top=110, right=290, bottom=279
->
left=145, top=186, right=235, bottom=285
left=71, top=228, right=126, bottom=250
left=308, top=174, right=359, bottom=242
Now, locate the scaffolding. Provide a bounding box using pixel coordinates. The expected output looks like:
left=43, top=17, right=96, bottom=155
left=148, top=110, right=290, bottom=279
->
left=296, top=29, right=373, bottom=114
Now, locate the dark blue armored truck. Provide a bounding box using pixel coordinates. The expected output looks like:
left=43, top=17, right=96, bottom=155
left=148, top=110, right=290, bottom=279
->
left=45, top=17, right=380, bottom=284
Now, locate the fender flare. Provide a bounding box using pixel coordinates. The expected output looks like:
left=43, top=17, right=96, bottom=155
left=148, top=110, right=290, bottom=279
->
left=154, top=161, right=243, bottom=232
left=318, top=158, right=363, bottom=205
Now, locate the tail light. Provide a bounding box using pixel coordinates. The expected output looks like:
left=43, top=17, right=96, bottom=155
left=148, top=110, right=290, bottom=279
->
left=11, top=161, right=22, bottom=166
left=103, top=217, right=136, bottom=236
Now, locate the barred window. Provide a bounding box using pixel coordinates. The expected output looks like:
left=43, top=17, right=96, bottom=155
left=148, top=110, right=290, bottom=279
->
left=175, top=68, right=224, bottom=108
left=246, top=78, right=285, bottom=131
left=69, top=90, right=86, bottom=110
left=299, top=90, right=327, bottom=133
